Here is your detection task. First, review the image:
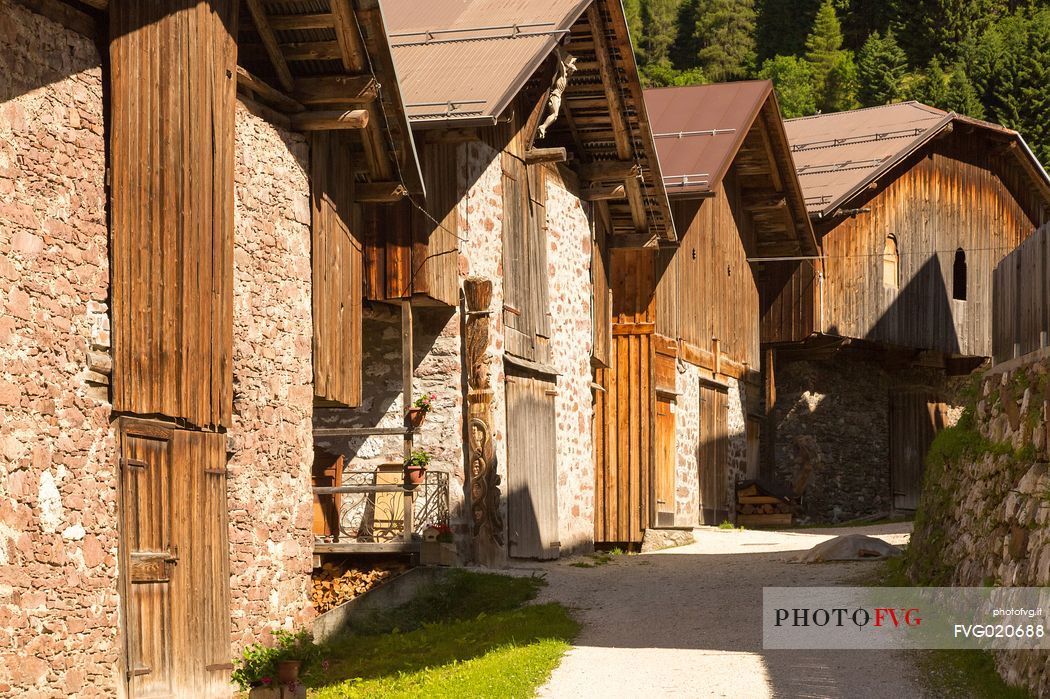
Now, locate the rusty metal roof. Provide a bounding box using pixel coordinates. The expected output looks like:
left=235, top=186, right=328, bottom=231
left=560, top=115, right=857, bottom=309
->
left=381, top=0, right=592, bottom=123
left=785, top=102, right=949, bottom=216
left=643, top=81, right=773, bottom=196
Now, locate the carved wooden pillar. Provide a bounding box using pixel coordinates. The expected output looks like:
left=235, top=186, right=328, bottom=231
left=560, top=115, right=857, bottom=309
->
left=464, top=277, right=506, bottom=566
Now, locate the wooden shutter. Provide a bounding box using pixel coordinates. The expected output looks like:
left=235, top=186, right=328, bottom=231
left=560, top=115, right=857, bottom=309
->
left=506, top=368, right=559, bottom=559
left=311, top=132, right=363, bottom=407
left=109, top=0, right=238, bottom=429
left=501, top=154, right=551, bottom=363
left=119, top=421, right=230, bottom=697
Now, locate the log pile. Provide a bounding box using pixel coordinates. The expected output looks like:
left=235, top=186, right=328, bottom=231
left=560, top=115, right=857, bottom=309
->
left=310, top=562, right=407, bottom=613
left=735, top=482, right=794, bottom=527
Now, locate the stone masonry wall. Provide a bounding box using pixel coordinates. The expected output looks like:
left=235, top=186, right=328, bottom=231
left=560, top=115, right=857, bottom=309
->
left=674, top=362, right=700, bottom=526
left=0, top=3, right=118, bottom=695
left=907, top=354, right=1050, bottom=697
left=228, top=102, right=315, bottom=646
left=772, top=356, right=965, bottom=522
left=545, top=177, right=595, bottom=554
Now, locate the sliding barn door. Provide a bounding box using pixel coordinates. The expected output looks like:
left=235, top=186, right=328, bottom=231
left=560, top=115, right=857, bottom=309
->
left=119, top=421, right=231, bottom=697
left=699, top=384, right=730, bottom=525
left=506, top=369, right=559, bottom=559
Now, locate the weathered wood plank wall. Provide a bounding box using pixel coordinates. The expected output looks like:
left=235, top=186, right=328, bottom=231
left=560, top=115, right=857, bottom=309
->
left=766, top=137, right=1042, bottom=356
left=311, top=131, right=363, bottom=407
left=110, top=0, right=239, bottom=428
left=993, top=223, right=1050, bottom=363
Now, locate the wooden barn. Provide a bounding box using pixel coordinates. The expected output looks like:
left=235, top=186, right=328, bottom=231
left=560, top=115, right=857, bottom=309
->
left=592, top=80, right=816, bottom=544
left=764, top=102, right=1050, bottom=520
left=1, top=0, right=423, bottom=695
left=308, top=0, right=675, bottom=565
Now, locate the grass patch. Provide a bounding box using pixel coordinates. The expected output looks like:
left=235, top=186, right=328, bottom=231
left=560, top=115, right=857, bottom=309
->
left=307, top=570, right=578, bottom=698
left=718, top=520, right=746, bottom=530
left=569, top=547, right=625, bottom=568
left=916, top=650, right=1031, bottom=699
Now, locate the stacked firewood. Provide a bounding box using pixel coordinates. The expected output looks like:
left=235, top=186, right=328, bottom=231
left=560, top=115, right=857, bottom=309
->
left=735, top=482, right=794, bottom=527
left=310, top=562, right=407, bottom=613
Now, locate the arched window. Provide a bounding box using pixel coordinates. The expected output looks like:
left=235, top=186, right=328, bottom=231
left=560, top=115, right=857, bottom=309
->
left=953, top=248, right=967, bottom=301
left=883, top=235, right=899, bottom=288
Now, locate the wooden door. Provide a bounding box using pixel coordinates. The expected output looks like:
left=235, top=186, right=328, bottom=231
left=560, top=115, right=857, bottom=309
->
left=506, top=368, right=559, bottom=559
left=890, top=389, right=948, bottom=511
left=119, top=421, right=231, bottom=697
left=699, top=384, right=730, bottom=525
left=654, top=396, right=676, bottom=527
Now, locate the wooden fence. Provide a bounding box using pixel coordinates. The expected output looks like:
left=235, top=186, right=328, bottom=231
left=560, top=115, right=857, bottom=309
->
left=993, top=223, right=1050, bottom=364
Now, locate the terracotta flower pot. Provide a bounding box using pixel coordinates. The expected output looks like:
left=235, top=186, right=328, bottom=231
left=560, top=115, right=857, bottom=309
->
left=406, top=407, right=427, bottom=428
left=405, top=465, right=427, bottom=486
left=276, top=660, right=301, bottom=685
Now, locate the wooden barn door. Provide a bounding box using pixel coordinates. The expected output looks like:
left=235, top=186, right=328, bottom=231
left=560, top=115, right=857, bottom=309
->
left=506, top=368, right=559, bottom=559
left=654, top=396, right=677, bottom=527
left=119, top=421, right=231, bottom=697
left=699, top=384, right=730, bottom=525
left=889, top=389, right=948, bottom=511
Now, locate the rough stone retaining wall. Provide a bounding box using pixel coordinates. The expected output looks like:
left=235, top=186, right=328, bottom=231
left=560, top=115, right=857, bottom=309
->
left=228, top=102, right=316, bottom=646
left=908, top=353, right=1050, bottom=697
left=0, top=4, right=118, bottom=695
left=773, top=356, right=965, bottom=522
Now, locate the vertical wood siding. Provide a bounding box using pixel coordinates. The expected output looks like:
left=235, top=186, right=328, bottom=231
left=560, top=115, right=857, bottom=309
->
left=817, top=139, right=1040, bottom=357
left=506, top=370, right=560, bottom=559
left=658, top=176, right=761, bottom=368
left=110, top=0, right=238, bottom=428
left=889, top=390, right=948, bottom=510
left=592, top=209, right=612, bottom=367
left=119, top=421, right=230, bottom=697
left=311, top=132, right=363, bottom=407
left=993, top=223, right=1050, bottom=363
left=698, top=384, right=729, bottom=525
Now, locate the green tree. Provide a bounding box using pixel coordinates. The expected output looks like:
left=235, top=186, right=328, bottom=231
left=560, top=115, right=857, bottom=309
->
left=906, top=58, right=950, bottom=107
left=945, top=64, right=985, bottom=118
left=641, top=0, right=683, bottom=66
left=805, top=0, right=856, bottom=111
left=692, top=0, right=758, bottom=81
left=641, top=62, right=707, bottom=88
left=755, top=0, right=823, bottom=62
left=624, top=0, right=644, bottom=49
left=971, top=6, right=1050, bottom=165
left=895, top=0, right=1008, bottom=65
left=758, top=55, right=817, bottom=117
left=856, top=30, right=908, bottom=106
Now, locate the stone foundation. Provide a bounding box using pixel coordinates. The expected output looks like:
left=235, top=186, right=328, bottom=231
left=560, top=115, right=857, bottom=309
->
left=908, top=353, right=1050, bottom=697
left=0, top=3, right=117, bottom=695
left=771, top=356, right=965, bottom=522
left=228, top=102, right=316, bottom=646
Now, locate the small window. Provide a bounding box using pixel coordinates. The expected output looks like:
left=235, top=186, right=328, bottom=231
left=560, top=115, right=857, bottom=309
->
left=953, top=248, right=967, bottom=301
left=883, top=235, right=899, bottom=288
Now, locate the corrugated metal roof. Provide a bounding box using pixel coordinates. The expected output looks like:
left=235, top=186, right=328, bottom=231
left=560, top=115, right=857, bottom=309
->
left=382, top=0, right=592, bottom=123
left=643, top=81, right=772, bottom=196
left=785, top=101, right=949, bottom=216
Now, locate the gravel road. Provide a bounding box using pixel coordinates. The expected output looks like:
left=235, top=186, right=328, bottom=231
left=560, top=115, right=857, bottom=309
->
left=527, top=523, right=932, bottom=699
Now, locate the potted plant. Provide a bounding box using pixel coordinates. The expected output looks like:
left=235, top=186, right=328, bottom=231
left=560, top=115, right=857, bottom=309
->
left=404, top=449, right=431, bottom=486
left=233, top=629, right=320, bottom=697
left=406, top=393, right=436, bottom=428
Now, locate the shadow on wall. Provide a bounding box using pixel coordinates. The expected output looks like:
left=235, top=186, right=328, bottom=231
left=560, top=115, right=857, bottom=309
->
left=865, top=254, right=962, bottom=354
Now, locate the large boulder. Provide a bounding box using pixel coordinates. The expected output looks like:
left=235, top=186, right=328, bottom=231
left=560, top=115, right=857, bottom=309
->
left=794, top=534, right=903, bottom=563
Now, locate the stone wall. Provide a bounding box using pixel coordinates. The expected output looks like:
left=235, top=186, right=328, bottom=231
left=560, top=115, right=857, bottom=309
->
left=545, top=178, right=595, bottom=553
left=228, top=102, right=316, bottom=646
left=907, top=353, right=1050, bottom=697
left=673, top=363, right=700, bottom=526
left=0, top=3, right=117, bottom=695
left=772, top=356, right=965, bottom=522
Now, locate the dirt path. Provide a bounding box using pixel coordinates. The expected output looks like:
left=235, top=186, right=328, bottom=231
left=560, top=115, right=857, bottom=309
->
left=527, top=523, right=932, bottom=699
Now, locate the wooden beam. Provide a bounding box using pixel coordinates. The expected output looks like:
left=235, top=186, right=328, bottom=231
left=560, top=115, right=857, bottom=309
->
left=587, top=5, right=647, bottom=232
left=582, top=183, right=626, bottom=201
left=423, top=128, right=479, bottom=144
left=579, top=160, right=638, bottom=182
left=360, top=104, right=393, bottom=179
left=245, top=0, right=295, bottom=92
left=524, top=147, right=568, bottom=165
left=607, top=233, right=658, bottom=249
left=294, top=75, right=379, bottom=105
left=75, top=0, right=106, bottom=8
left=269, top=13, right=333, bottom=31
left=236, top=66, right=304, bottom=113
left=330, top=0, right=368, bottom=72
left=15, top=0, right=97, bottom=34
left=281, top=41, right=342, bottom=62
left=755, top=114, right=784, bottom=192
left=290, top=109, right=369, bottom=131
left=356, top=182, right=409, bottom=203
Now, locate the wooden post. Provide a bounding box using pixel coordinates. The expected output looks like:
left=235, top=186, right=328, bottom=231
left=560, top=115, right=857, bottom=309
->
left=402, top=300, right=414, bottom=543
left=464, top=277, right=505, bottom=566
left=762, top=347, right=777, bottom=482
